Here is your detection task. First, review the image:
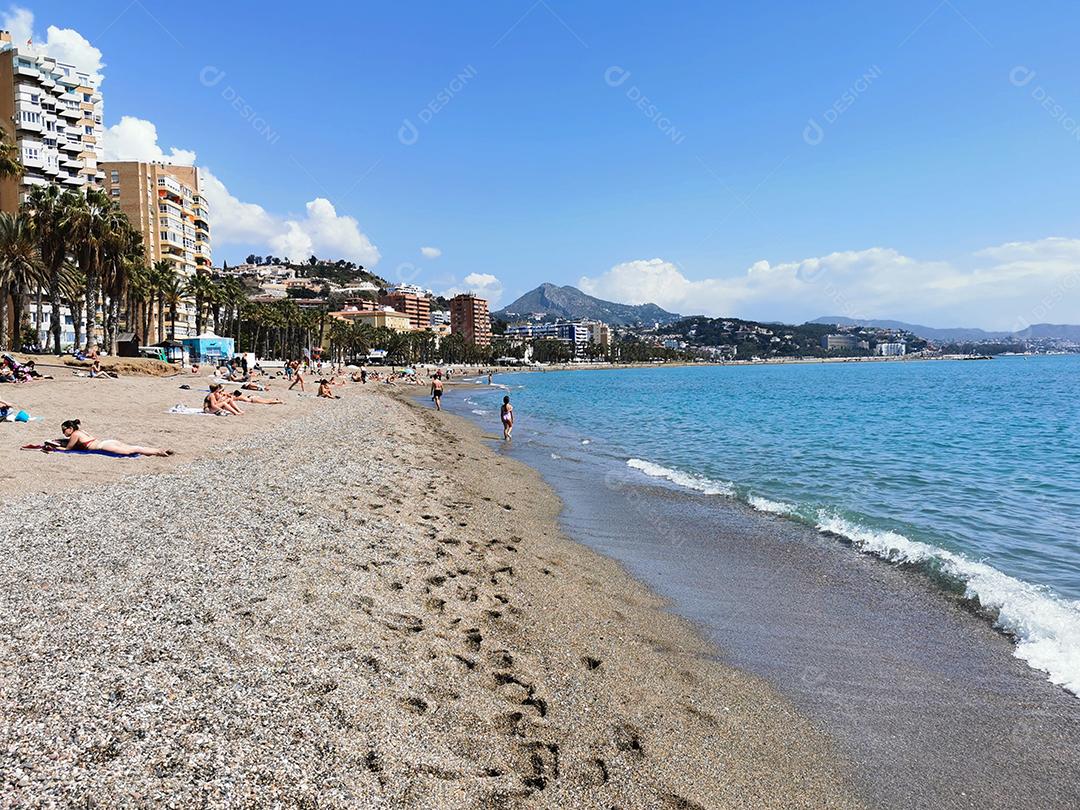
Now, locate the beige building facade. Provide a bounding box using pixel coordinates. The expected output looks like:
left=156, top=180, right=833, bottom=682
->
left=101, top=161, right=211, bottom=338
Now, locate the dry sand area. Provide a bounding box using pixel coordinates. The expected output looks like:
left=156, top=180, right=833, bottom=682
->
left=0, top=361, right=319, bottom=499
left=0, top=373, right=861, bottom=807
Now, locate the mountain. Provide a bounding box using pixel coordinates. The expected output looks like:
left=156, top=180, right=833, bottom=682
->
left=494, top=283, right=680, bottom=326
left=812, top=316, right=1080, bottom=343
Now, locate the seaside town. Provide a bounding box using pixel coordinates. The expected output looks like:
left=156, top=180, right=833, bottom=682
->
left=0, top=30, right=1075, bottom=371
left=3, top=6, right=1080, bottom=810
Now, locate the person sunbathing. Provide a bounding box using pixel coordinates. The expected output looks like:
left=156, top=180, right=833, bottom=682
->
left=89, top=359, right=117, bottom=379
left=44, top=419, right=172, bottom=457
left=23, top=361, right=53, bottom=379
left=317, top=379, right=340, bottom=399
left=204, top=384, right=243, bottom=415
left=232, top=389, right=283, bottom=405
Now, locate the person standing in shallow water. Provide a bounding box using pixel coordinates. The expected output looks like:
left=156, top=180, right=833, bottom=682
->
left=500, top=395, right=514, bottom=441
left=430, top=376, right=444, bottom=410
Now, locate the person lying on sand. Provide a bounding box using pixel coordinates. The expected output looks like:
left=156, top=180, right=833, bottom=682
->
left=44, top=419, right=172, bottom=457
left=0, top=398, right=11, bottom=419
left=204, top=384, right=243, bottom=415
left=317, top=379, right=340, bottom=399
left=232, top=390, right=283, bottom=405
left=23, top=360, right=52, bottom=379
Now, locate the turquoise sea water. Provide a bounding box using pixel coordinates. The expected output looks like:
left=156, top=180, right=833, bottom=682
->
left=461, top=356, right=1080, bottom=696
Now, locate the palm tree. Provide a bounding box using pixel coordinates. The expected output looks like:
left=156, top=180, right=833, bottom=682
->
left=62, top=188, right=108, bottom=350
left=0, top=130, right=22, bottom=179
left=159, top=273, right=185, bottom=340
left=24, top=184, right=79, bottom=353
left=184, top=271, right=216, bottom=335
left=149, top=260, right=175, bottom=342
left=0, top=212, right=43, bottom=350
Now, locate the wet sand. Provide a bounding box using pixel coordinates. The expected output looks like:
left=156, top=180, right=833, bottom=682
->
left=481, top=405, right=1080, bottom=809
left=0, top=379, right=859, bottom=807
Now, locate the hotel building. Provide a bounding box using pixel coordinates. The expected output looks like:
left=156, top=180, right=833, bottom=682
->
left=330, top=307, right=414, bottom=333
left=449, top=293, right=492, bottom=346
left=0, top=30, right=104, bottom=211
left=379, top=288, right=431, bottom=331
left=101, top=161, right=212, bottom=337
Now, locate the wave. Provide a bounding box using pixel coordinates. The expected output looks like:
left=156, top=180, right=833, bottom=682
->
left=627, top=458, right=735, bottom=497
left=817, top=513, right=1080, bottom=697
left=627, top=456, right=1080, bottom=697
left=748, top=495, right=797, bottom=516
left=471, top=409, right=490, bottom=416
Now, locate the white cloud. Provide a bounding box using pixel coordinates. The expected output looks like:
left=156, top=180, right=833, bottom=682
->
left=102, top=116, right=197, bottom=164
left=100, top=116, right=381, bottom=267
left=420, top=246, right=442, bottom=259
left=443, top=272, right=504, bottom=307
left=578, top=241, right=1080, bottom=331
left=2, top=6, right=104, bottom=84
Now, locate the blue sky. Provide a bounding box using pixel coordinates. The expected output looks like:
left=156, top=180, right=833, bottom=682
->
left=11, top=1, right=1080, bottom=329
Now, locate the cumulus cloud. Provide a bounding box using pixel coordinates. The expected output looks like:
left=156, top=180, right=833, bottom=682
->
left=443, top=272, right=504, bottom=307
left=2, top=6, right=104, bottom=83
left=420, top=246, right=442, bottom=259
left=578, top=241, right=1080, bottom=331
left=102, top=116, right=197, bottom=165
left=101, top=116, right=381, bottom=266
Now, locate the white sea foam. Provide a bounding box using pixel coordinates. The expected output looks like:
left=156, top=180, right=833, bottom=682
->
left=471, top=409, right=490, bottom=416
left=550, top=453, right=561, bottom=460
left=627, top=458, right=735, bottom=497
left=748, top=495, right=797, bottom=516
left=816, top=512, right=1080, bottom=697
left=581, top=439, right=591, bottom=445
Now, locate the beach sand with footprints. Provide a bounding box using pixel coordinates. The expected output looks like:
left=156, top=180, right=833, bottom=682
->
left=0, top=374, right=859, bottom=807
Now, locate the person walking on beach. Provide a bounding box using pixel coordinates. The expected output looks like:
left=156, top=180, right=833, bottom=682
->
left=431, top=376, right=444, bottom=410
left=288, top=360, right=306, bottom=392
left=500, top=395, right=514, bottom=441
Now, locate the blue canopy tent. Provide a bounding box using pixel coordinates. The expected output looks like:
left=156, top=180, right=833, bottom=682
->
left=181, top=333, right=236, bottom=365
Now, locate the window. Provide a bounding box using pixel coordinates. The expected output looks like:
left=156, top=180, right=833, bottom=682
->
left=110, top=188, right=119, bottom=197
left=110, top=170, right=119, bottom=183
left=84, top=126, right=93, bottom=134
left=30, top=94, right=39, bottom=103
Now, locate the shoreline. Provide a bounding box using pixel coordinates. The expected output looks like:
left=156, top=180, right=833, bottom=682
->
left=0, top=380, right=860, bottom=807
left=440, top=372, right=1080, bottom=807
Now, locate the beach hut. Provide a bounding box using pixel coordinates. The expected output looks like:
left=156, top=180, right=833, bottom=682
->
left=154, top=338, right=188, bottom=365
left=117, top=332, right=140, bottom=357
left=181, top=332, right=236, bottom=365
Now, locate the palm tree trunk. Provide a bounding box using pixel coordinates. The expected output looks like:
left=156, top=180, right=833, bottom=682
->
left=48, top=267, right=61, bottom=354
left=34, top=283, right=43, bottom=351
left=84, top=275, right=96, bottom=351
left=0, top=285, right=8, bottom=350
left=71, top=299, right=83, bottom=351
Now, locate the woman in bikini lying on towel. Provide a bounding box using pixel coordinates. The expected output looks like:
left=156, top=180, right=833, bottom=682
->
left=43, top=419, right=173, bottom=457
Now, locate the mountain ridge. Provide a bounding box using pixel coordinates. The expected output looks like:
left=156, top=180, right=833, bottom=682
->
left=494, top=283, right=680, bottom=326
left=812, top=316, right=1080, bottom=342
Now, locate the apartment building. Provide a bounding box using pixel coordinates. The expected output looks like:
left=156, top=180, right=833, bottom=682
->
left=379, top=289, right=431, bottom=331
left=0, top=30, right=104, bottom=212
left=101, top=161, right=212, bottom=338
left=505, top=319, right=609, bottom=355
left=449, top=293, right=491, bottom=346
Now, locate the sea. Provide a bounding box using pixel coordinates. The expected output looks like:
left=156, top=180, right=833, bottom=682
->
left=457, top=355, right=1080, bottom=699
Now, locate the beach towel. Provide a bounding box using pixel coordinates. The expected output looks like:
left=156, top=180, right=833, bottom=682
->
left=167, top=404, right=220, bottom=416
left=19, top=444, right=137, bottom=458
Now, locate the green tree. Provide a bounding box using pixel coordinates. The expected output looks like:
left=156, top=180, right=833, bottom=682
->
left=0, top=212, right=43, bottom=350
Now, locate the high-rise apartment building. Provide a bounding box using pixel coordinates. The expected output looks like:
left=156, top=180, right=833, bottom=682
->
left=101, top=161, right=212, bottom=337
left=379, top=289, right=431, bottom=331
left=449, top=293, right=491, bottom=346
left=0, top=30, right=104, bottom=212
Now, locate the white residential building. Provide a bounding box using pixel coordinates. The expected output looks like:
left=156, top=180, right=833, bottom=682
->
left=0, top=30, right=104, bottom=211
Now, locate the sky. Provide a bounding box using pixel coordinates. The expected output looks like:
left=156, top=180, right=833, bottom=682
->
left=9, top=0, right=1080, bottom=330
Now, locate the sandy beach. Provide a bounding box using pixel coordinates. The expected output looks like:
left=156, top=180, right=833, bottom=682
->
left=0, top=373, right=859, bottom=807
